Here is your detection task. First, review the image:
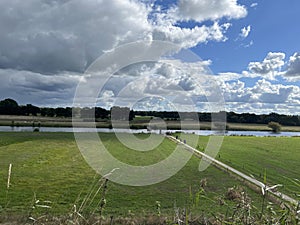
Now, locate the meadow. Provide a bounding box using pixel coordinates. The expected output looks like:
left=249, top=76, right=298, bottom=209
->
left=183, top=134, right=300, bottom=197
left=0, top=132, right=299, bottom=223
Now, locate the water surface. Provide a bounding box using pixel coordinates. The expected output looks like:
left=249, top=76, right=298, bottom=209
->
left=0, top=126, right=299, bottom=137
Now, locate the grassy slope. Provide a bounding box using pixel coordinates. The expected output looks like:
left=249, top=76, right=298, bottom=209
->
left=221, top=136, right=300, bottom=196
left=194, top=135, right=300, bottom=197
left=0, top=132, right=298, bottom=219
left=177, top=133, right=300, bottom=197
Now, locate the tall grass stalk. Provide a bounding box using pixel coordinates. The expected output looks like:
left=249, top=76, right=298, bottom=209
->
left=7, top=163, right=12, bottom=189
left=71, top=169, right=117, bottom=224
left=260, top=169, right=267, bottom=220
left=98, top=178, right=109, bottom=225
left=5, top=163, right=12, bottom=208
left=72, top=175, right=105, bottom=224
left=78, top=174, right=103, bottom=213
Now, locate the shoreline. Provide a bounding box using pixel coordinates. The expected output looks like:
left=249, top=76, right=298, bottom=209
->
left=0, top=115, right=300, bottom=132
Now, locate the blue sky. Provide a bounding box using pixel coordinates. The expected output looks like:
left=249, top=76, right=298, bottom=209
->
left=194, top=0, right=300, bottom=74
left=0, top=0, right=299, bottom=114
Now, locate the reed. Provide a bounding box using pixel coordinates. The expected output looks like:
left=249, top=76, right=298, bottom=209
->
left=7, top=163, right=12, bottom=189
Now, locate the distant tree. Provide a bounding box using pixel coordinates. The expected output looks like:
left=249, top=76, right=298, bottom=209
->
left=110, top=106, right=133, bottom=121
left=0, top=98, right=19, bottom=115
left=20, top=104, right=40, bottom=116
left=28, top=104, right=40, bottom=116
left=55, top=107, right=72, bottom=117
left=95, top=107, right=109, bottom=119
left=40, top=108, right=55, bottom=117
left=80, top=107, right=94, bottom=119
left=268, top=121, right=281, bottom=133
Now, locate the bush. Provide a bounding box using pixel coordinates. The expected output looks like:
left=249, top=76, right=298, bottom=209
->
left=33, top=128, right=40, bottom=132
left=267, top=121, right=281, bottom=133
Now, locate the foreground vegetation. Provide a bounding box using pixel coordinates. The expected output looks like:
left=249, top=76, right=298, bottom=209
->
left=0, top=132, right=299, bottom=224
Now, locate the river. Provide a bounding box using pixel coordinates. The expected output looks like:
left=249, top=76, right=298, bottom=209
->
left=0, top=126, right=299, bottom=137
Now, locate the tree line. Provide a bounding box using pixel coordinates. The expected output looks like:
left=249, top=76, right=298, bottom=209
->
left=129, top=110, right=300, bottom=126
left=0, top=98, right=299, bottom=126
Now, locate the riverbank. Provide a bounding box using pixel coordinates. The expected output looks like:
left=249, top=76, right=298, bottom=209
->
left=1, top=126, right=300, bottom=137
left=1, top=115, right=300, bottom=132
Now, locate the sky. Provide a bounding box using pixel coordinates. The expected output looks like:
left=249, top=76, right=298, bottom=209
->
left=0, top=0, right=299, bottom=115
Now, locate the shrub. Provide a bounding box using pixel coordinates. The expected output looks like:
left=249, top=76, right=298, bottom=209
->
left=267, top=121, right=281, bottom=133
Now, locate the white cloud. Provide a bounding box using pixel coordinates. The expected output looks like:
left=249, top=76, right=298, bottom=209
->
left=247, top=52, right=286, bottom=79
left=251, top=79, right=294, bottom=104
left=152, top=22, right=231, bottom=48
left=212, top=53, right=300, bottom=114
left=96, top=57, right=298, bottom=114
left=0, top=0, right=250, bottom=108
left=214, top=74, right=299, bottom=114
left=2, top=52, right=298, bottom=114
left=174, top=0, right=247, bottom=22
left=250, top=3, right=258, bottom=8
left=3, top=0, right=299, bottom=115
left=284, top=52, right=300, bottom=79
left=241, top=52, right=300, bottom=82
left=242, top=40, right=254, bottom=48
left=240, top=25, right=251, bottom=38
left=220, top=80, right=251, bottom=103
left=0, top=0, right=248, bottom=75
left=82, top=59, right=222, bottom=111
left=215, top=72, right=242, bottom=83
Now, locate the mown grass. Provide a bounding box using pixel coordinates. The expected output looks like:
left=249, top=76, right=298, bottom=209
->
left=181, top=134, right=300, bottom=198
left=0, top=132, right=298, bottom=223
left=0, top=133, right=264, bottom=216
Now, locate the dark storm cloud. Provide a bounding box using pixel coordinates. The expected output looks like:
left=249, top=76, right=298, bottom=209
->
left=0, top=69, right=80, bottom=106
left=0, top=0, right=151, bottom=74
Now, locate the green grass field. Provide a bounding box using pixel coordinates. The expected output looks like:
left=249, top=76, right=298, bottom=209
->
left=193, top=135, right=300, bottom=196
left=177, top=133, right=300, bottom=197
left=0, top=132, right=299, bottom=222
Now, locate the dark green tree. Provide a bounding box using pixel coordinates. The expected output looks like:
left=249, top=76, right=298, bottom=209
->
left=0, top=98, right=19, bottom=115
left=20, top=104, right=40, bottom=116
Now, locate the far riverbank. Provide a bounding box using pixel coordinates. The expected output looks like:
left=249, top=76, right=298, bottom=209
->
left=1, top=115, right=300, bottom=132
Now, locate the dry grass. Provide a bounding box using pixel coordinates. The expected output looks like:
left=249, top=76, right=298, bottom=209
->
left=227, top=122, right=300, bottom=132
left=6, top=164, right=12, bottom=190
